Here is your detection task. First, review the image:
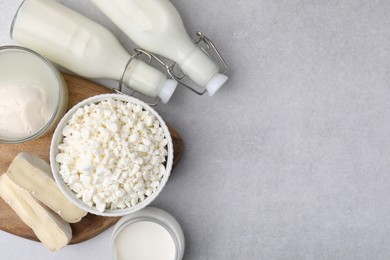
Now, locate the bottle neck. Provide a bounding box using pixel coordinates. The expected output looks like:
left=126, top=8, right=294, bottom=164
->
left=121, top=57, right=177, bottom=103
left=179, top=47, right=220, bottom=88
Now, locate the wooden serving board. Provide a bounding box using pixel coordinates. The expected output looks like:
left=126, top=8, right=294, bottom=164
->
left=0, top=73, right=184, bottom=245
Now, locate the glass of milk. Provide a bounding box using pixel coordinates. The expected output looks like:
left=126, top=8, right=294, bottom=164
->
left=111, top=207, right=185, bottom=260
left=0, top=46, right=67, bottom=144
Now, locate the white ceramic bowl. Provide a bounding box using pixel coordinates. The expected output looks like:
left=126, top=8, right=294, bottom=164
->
left=50, top=94, right=173, bottom=217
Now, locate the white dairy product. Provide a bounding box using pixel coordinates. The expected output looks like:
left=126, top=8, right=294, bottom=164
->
left=111, top=207, right=185, bottom=260
left=0, top=82, right=50, bottom=139
left=7, top=152, right=87, bottom=223
left=115, top=221, right=176, bottom=260
left=11, top=0, right=177, bottom=103
left=90, top=0, right=228, bottom=95
left=0, top=46, right=68, bottom=143
left=56, top=98, right=168, bottom=212
left=0, top=174, right=72, bottom=252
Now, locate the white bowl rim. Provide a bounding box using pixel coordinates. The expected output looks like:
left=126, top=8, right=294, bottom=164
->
left=50, top=94, right=174, bottom=217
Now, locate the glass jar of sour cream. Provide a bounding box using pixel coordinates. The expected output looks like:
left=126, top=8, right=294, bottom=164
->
left=111, top=207, right=185, bottom=260
left=0, top=46, right=67, bottom=143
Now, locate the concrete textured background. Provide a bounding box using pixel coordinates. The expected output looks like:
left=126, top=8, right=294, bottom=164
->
left=1, top=0, right=390, bottom=259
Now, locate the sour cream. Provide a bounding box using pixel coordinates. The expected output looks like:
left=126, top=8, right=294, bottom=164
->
left=0, top=82, right=51, bottom=139
left=0, top=46, right=68, bottom=143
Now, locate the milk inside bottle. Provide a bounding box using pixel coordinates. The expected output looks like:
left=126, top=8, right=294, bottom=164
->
left=11, top=0, right=177, bottom=103
left=90, top=0, right=228, bottom=96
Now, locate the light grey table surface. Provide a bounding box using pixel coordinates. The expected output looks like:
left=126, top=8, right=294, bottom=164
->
left=1, top=0, right=390, bottom=259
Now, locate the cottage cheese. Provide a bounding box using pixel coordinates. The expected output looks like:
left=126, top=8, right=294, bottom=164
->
left=55, top=98, right=168, bottom=212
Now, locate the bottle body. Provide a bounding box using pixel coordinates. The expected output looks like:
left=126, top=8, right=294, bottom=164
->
left=11, top=0, right=176, bottom=103
left=90, top=0, right=228, bottom=94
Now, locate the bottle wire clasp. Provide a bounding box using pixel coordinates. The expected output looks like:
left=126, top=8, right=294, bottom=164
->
left=115, top=31, right=228, bottom=103
left=115, top=50, right=163, bottom=106
left=168, top=31, right=228, bottom=95
left=194, top=31, right=228, bottom=74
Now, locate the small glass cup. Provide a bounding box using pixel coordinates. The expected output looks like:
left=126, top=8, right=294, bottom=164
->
left=111, top=207, right=185, bottom=260
left=0, top=45, right=68, bottom=144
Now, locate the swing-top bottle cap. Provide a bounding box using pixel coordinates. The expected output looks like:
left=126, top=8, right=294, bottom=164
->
left=206, top=73, right=228, bottom=96
left=158, top=79, right=177, bottom=104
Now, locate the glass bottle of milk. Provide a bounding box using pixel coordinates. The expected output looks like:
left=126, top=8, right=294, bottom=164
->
left=90, top=0, right=228, bottom=96
left=11, top=0, right=177, bottom=104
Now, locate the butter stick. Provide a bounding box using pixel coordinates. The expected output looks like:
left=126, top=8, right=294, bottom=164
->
left=7, top=152, right=87, bottom=223
left=0, top=174, right=72, bottom=251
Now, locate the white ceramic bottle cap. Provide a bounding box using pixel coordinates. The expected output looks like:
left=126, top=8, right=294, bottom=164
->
left=111, top=207, right=185, bottom=260
left=158, top=79, right=178, bottom=104
left=206, top=73, right=228, bottom=96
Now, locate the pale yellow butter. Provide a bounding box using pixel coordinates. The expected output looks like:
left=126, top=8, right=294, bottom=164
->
left=7, top=152, right=87, bottom=223
left=0, top=174, right=72, bottom=251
